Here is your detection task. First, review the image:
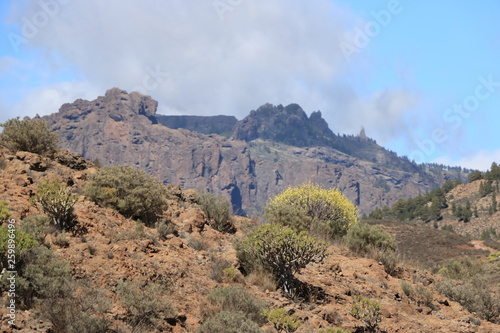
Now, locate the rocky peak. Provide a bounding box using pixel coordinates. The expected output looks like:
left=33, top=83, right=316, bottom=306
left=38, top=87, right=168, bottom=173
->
left=231, top=103, right=333, bottom=147
left=58, top=88, right=158, bottom=124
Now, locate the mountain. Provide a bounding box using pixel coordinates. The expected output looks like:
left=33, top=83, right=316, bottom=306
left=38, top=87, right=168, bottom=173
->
left=0, top=146, right=498, bottom=332
left=156, top=115, right=237, bottom=138
left=43, top=88, right=470, bottom=215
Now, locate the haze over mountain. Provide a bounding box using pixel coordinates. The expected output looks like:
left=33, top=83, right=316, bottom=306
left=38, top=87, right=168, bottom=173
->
left=3, top=1, right=500, bottom=170
left=43, top=88, right=470, bottom=216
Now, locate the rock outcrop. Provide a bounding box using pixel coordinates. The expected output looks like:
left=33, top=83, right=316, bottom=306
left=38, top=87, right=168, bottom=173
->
left=43, top=88, right=469, bottom=215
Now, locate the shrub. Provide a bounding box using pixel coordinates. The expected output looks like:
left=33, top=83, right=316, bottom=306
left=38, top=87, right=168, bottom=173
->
left=2, top=245, right=73, bottom=308
left=19, top=215, right=52, bottom=244
left=436, top=278, right=499, bottom=322
left=264, top=183, right=358, bottom=241
left=155, top=219, right=177, bottom=239
left=0, top=157, right=6, bottom=170
left=487, top=251, right=500, bottom=262
left=117, top=280, right=174, bottom=328
left=238, top=224, right=327, bottom=297
left=85, top=166, right=168, bottom=225
left=0, top=117, right=58, bottom=154
left=377, top=249, right=400, bottom=276
left=319, top=329, right=350, bottom=333
left=350, top=296, right=382, bottom=332
left=197, top=191, right=234, bottom=232
left=30, top=179, right=78, bottom=230
left=345, top=223, right=396, bottom=256
left=413, top=284, right=433, bottom=307
left=40, top=283, right=110, bottom=333
left=0, top=225, right=38, bottom=271
left=261, top=308, right=301, bottom=333
left=401, top=281, right=413, bottom=298
left=223, top=266, right=238, bottom=282
left=246, top=271, right=277, bottom=292
left=441, top=225, right=455, bottom=233
left=197, top=311, right=263, bottom=333
left=0, top=200, right=11, bottom=222
left=210, top=258, right=232, bottom=283
left=208, top=285, right=267, bottom=324
left=52, top=232, right=70, bottom=248
left=437, top=257, right=484, bottom=280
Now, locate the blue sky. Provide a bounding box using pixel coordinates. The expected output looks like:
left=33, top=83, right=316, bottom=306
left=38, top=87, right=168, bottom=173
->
left=1, top=0, right=500, bottom=170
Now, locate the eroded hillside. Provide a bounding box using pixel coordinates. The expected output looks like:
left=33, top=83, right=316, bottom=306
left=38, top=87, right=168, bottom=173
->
left=0, top=146, right=499, bottom=332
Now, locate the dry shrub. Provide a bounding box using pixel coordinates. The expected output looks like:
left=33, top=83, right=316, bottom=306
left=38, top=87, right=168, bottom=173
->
left=197, top=191, right=235, bottom=233
left=246, top=271, right=277, bottom=292
left=117, top=280, right=175, bottom=329
left=208, top=285, right=268, bottom=325
left=198, top=311, right=263, bottom=333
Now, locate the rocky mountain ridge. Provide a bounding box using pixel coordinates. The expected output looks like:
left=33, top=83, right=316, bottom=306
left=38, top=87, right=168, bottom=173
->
left=42, top=88, right=470, bottom=215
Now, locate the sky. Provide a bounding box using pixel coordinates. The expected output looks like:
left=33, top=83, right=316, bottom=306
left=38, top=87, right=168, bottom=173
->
left=1, top=0, right=500, bottom=171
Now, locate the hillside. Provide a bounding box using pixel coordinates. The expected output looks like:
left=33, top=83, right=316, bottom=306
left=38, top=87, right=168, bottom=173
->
left=42, top=88, right=470, bottom=216
left=369, top=169, right=500, bottom=243
left=0, top=146, right=499, bottom=332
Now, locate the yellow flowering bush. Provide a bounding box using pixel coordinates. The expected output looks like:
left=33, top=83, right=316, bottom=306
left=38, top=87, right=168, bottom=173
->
left=264, top=184, right=358, bottom=240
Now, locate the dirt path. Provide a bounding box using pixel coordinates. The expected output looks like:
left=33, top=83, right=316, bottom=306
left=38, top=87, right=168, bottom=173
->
left=470, top=240, right=496, bottom=253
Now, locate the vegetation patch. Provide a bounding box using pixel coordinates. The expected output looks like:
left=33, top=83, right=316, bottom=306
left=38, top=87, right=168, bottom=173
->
left=238, top=223, right=327, bottom=298
left=85, top=165, right=168, bottom=225
left=264, top=183, right=358, bottom=241
left=0, top=117, right=58, bottom=155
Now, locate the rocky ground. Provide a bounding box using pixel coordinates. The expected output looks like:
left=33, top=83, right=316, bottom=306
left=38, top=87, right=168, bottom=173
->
left=0, top=146, right=499, bottom=332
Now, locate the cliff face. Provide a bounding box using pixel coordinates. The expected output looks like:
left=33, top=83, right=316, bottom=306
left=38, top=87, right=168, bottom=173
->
left=43, top=88, right=467, bottom=215
left=44, top=88, right=257, bottom=214
left=156, top=115, right=238, bottom=138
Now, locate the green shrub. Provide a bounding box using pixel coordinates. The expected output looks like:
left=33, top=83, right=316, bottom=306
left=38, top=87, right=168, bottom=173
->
left=261, top=308, right=301, bottom=333
left=436, top=278, right=499, bottom=322
left=264, top=184, right=358, bottom=240
left=235, top=237, right=264, bottom=275
left=401, top=281, right=413, bottom=298
left=223, top=266, right=238, bottom=282
left=238, top=224, right=327, bottom=298
left=437, top=257, right=484, bottom=280
left=350, top=296, right=382, bottom=332
left=487, top=251, right=500, bottom=262
left=0, top=200, right=11, bottom=222
left=0, top=117, right=58, bottom=154
left=117, top=280, right=174, bottom=328
left=376, top=248, right=400, bottom=276
left=20, top=215, right=52, bottom=244
left=197, top=191, right=234, bottom=232
left=1, top=245, right=72, bottom=308
left=319, top=328, right=350, bottom=333
left=345, top=223, right=396, bottom=256
left=30, top=179, right=78, bottom=230
left=208, top=285, right=267, bottom=324
left=197, top=311, right=263, bottom=333
left=441, top=225, right=455, bottom=233
left=0, top=225, right=38, bottom=271
left=85, top=166, right=168, bottom=225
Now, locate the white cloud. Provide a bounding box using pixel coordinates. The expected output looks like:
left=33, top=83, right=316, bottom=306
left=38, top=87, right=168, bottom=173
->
left=7, top=81, right=100, bottom=119
left=433, top=150, right=500, bottom=171
left=2, top=0, right=419, bottom=145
